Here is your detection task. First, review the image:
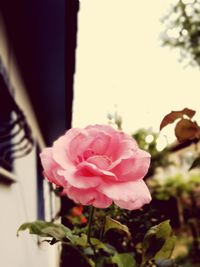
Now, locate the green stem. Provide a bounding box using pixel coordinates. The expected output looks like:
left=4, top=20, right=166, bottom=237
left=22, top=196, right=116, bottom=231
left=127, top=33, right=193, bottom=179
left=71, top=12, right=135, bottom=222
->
left=87, top=206, right=95, bottom=244
left=99, top=216, right=106, bottom=241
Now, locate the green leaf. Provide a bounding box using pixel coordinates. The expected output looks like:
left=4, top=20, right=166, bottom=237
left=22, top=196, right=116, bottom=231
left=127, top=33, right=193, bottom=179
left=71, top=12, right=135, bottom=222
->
left=142, top=220, right=176, bottom=264
left=17, top=220, right=74, bottom=242
left=41, top=226, right=70, bottom=241
left=88, top=258, right=95, bottom=267
left=103, top=216, right=131, bottom=237
left=160, top=108, right=196, bottom=131
left=155, top=236, right=176, bottom=260
left=155, top=259, right=176, bottom=267
left=96, top=257, right=107, bottom=267
left=111, top=253, right=136, bottom=267
left=189, top=156, right=200, bottom=170
left=73, top=234, right=88, bottom=247
left=91, top=238, right=116, bottom=255
left=72, top=233, right=115, bottom=255
left=96, top=256, right=115, bottom=267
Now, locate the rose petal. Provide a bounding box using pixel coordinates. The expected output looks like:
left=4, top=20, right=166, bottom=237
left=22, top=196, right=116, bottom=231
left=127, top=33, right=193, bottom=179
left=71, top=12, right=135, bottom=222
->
left=70, top=129, right=111, bottom=160
left=99, top=180, right=151, bottom=210
left=69, top=130, right=94, bottom=162
left=114, top=198, right=149, bottom=210
left=52, top=128, right=81, bottom=168
left=87, top=155, right=111, bottom=169
left=89, top=132, right=111, bottom=156
left=57, top=169, right=102, bottom=189
left=109, top=149, right=150, bottom=181
left=85, top=126, right=137, bottom=161
left=78, top=161, right=117, bottom=181
left=64, top=186, right=112, bottom=208
left=86, top=124, right=116, bottom=135
left=40, top=147, right=54, bottom=174
left=116, top=138, right=138, bottom=158
left=40, top=147, right=67, bottom=187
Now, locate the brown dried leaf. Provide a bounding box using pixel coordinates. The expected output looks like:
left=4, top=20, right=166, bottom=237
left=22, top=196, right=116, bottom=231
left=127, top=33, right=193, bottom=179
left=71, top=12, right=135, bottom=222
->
left=160, top=108, right=196, bottom=131
left=183, top=108, right=196, bottom=118
left=175, top=118, right=199, bottom=142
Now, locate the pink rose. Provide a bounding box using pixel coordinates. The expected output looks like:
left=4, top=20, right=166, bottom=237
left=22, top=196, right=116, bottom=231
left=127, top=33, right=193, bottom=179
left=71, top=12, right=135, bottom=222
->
left=40, top=125, right=151, bottom=210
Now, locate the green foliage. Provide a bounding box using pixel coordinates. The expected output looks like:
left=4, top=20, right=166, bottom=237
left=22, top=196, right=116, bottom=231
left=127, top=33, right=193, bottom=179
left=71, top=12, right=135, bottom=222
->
left=161, top=0, right=200, bottom=67
left=189, top=155, right=200, bottom=170
left=149, top=174, right=187, bottom=200
left=18, top=217, right=176, bottom=267
left=186, top=173, right=200, bottom=193
left=17, top=220, right=73, bottom=242
left=133, top=128, right=172, bottom=177
left=133, top=129, right=158, bottom=157
left=111, top=253, right=136, bottom=267
left=107, top=111, right=122, bottom=130
left=150, top=173, right=200, bottom=201
left=142, top=220, right=176, bottom=266
left=103, top=216, right=131, bottom=238
left=155, top=259, right=178, bottom=267
left=95, top=253, right=136, bottom=267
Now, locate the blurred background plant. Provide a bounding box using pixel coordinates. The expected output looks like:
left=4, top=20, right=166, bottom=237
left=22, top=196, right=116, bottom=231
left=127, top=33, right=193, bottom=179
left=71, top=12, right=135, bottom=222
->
left=161, top=0, right=200, bottom=67
left=106, top=108, right=200, bottom=266
left=157, top=107, right=200, bottom=266
left=159, top=1, right=200, bottom=258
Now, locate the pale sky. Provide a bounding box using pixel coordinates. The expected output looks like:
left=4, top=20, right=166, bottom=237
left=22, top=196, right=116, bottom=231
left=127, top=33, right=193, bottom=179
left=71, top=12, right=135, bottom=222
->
left=72, top=0, right=200, bottom=146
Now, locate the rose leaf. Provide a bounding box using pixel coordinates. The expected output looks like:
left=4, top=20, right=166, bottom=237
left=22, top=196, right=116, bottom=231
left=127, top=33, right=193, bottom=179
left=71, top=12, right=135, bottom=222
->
left=189, top=156, right=200, bottom=170
left=17, top=220, right=75, bottom=243
left=111, top=253, right=136, bottom=267
left=103, top=216, right=131, bottom=238
left=175, top=118, right=199, bottom=142
left=142, top=220, right=176, bottom=264
left=160, top=108, right=196, bottom=131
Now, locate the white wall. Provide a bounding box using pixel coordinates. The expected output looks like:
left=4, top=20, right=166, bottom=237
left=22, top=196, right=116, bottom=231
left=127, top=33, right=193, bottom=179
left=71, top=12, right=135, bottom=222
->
left=0, top=13, right=59, bottom=267
left=0, top=148, right=59, bottom=267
